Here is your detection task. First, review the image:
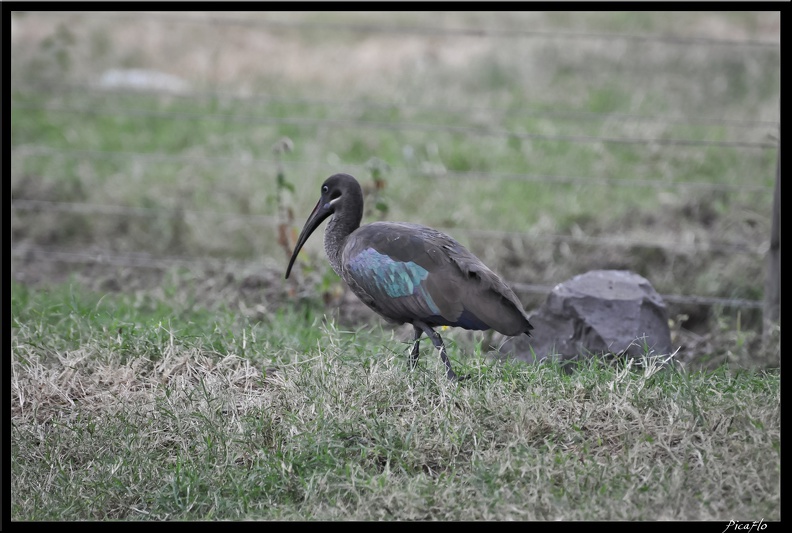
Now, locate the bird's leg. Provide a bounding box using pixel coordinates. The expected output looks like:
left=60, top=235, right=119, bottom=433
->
left=410, top=325, right=423, bottom=370
left=413, top=320, right=462, bottom=381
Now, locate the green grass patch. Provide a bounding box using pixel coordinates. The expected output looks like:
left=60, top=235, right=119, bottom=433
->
left=10, top=281, right=780, bottom=520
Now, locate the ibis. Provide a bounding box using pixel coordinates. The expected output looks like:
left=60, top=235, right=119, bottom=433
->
left=285, top=173, right=533, bottom=380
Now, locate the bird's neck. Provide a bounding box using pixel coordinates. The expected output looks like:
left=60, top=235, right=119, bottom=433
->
left=324, top=211, right=361, bottom=277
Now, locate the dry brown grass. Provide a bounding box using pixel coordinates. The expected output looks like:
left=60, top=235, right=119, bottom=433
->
left=11, top=306, right=780, bottom=519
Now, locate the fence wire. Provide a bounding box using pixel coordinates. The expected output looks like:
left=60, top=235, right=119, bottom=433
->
left=9, top=198, right=766, bottom=256
left=24, top=10, right=781, bottom=48
left=12, top=82, right=781, bottom=130
left=10, top=145, right=774, bottom=194
left=11, top=245, right=764, bottom=310
left=10, top=102, right=778, bottom=150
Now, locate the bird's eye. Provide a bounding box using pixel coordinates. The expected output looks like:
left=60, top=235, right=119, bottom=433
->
left=322, top=185, right=329, bottom=194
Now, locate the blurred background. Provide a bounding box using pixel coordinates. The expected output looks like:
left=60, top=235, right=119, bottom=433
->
left=10, top=11, right=780, bottom=366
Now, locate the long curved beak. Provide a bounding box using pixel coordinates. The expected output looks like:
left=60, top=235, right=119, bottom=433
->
left=285, top=199, right=333, bottom=279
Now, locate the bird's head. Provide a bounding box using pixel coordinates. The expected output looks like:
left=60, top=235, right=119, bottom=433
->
left=285, top=173, right=363, bottom=279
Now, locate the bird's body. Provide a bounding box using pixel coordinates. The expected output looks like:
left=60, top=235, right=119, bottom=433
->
left=286, top=173, right=533, bottom=380
left=341, top=222, right=531, bottom=335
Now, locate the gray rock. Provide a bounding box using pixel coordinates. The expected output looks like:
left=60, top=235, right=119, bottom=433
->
left=499, top=270, right=673, bottom=363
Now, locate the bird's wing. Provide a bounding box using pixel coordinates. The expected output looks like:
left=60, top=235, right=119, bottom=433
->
left=415, top=224, right=533, bottom=335
left=344, top=243, right=442, bottom=323
left=342, top=223, right=531, bottom=335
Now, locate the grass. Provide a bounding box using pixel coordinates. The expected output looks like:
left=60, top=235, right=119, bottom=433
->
left=10, top=280, right=780, bottom=520
left=10, top=82, right=777, bottom=318
left=10, top=11, right=780, bottom=521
